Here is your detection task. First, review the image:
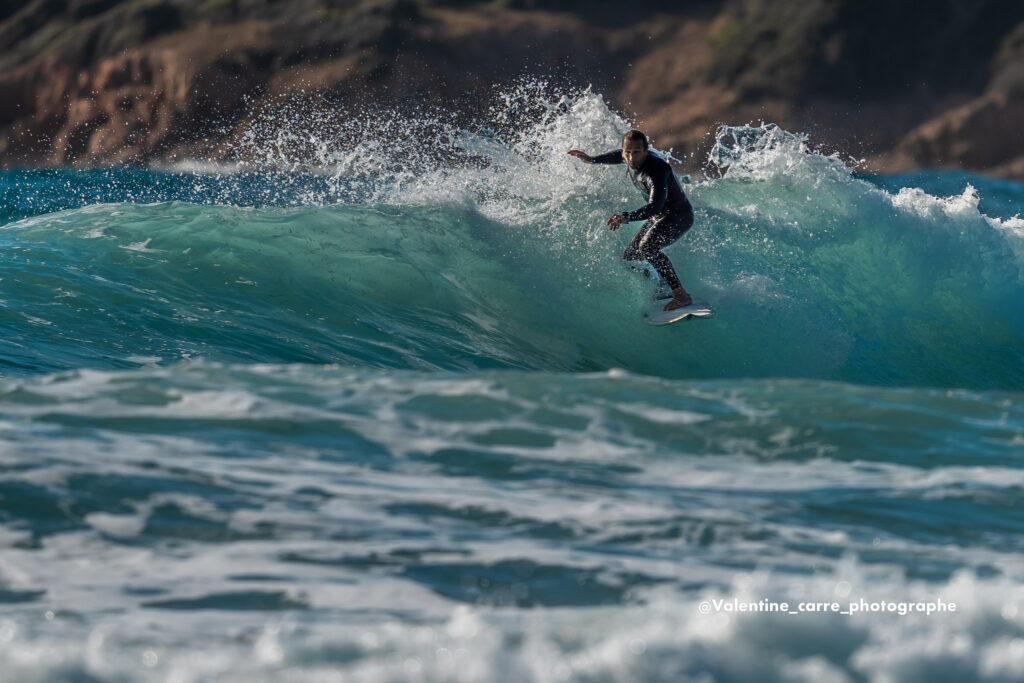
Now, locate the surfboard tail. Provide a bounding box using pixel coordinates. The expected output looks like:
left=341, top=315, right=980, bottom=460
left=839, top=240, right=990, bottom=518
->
left=644, top=302, right=714, bottom=326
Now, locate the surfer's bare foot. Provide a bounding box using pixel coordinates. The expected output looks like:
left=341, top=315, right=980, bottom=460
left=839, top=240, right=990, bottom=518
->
left=663, top=289, right=693, bottom=311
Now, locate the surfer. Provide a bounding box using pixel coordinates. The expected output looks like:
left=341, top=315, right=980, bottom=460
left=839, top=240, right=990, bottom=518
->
left=568, top=130, right=694, bottom=311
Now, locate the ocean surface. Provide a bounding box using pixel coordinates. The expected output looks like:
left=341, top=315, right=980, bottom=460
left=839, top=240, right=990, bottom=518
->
left=1, top=89, right=1023, bottom=682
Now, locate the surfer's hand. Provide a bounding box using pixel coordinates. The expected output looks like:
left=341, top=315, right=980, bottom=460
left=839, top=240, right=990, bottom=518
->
left=607, top=213, right=627, bottom=230
left=567, top=150, right=593, bottom=164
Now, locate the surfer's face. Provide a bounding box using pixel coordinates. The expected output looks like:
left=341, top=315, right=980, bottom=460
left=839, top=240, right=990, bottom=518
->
left=622, top=141, right=647, bottom=169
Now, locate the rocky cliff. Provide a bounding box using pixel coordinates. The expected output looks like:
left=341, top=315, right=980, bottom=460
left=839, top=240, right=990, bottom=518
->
left=2, top=0, right=1023, bottom=177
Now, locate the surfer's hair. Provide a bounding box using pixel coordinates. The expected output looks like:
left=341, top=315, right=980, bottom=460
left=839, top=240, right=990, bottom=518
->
left=622, top=129, right=648, bottom=149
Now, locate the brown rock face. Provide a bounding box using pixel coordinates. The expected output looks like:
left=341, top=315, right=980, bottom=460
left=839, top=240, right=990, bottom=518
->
left=1, top=0, right=1024, bottom=177
left=891, top=92, right=1024, bottom=173
left=0, top=17, right=278, bottom=166
left=881, top=20, right=1024, bottom=180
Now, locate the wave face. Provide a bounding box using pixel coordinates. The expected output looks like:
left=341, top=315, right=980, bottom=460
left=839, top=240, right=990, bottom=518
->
left=3, top=102, right=1024, bottom=387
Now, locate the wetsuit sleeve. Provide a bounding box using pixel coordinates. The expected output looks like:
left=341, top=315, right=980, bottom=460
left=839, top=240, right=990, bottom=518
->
left=590, top=150, right=624, bottom=164
left=624, top=165, right=669, bottom=222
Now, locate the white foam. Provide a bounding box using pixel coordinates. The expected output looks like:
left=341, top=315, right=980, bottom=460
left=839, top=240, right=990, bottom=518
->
left=889, top=184, right=983, bottom=220
left=119, top=238, right=162, bottom=253
left=0, top=567, right=1019, bottom=682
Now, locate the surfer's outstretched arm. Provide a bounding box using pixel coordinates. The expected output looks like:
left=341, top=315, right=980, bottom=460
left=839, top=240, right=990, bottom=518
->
left=567, top=150, right=623, bottom=165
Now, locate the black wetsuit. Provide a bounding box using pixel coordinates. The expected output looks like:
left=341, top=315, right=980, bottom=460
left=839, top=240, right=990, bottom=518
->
left=592, top=150, right=693, bottom=290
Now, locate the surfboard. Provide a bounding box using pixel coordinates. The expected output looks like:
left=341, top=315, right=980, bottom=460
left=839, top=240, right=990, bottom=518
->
left=644, top=302, right=714, bottom=325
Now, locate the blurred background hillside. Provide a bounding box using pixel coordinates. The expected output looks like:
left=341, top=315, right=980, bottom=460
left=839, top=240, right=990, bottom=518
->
left=2, top=0, right=1023, bottom=177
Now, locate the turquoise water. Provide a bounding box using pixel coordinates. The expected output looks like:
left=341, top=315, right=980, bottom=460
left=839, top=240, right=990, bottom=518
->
left=1, top=93, right=1023, bottom=682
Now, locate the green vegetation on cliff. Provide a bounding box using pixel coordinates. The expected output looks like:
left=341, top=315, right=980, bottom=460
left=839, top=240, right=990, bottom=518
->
left=710, top=0, right=1024, bottom=98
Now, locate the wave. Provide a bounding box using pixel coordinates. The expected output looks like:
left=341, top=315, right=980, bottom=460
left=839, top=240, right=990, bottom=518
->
left=2, top=91, right=1023, bottom=388
left=1, top=362, right=1022, bottom=681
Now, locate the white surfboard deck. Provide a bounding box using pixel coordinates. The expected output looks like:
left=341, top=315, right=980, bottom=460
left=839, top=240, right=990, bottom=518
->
left=644, top=302, right=714, bottom=325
